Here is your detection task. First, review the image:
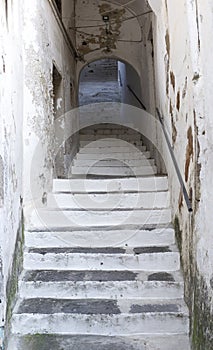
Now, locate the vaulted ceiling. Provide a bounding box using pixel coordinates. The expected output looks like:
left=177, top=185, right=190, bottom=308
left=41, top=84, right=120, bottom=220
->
left=61, top=0, right=153, bottom=71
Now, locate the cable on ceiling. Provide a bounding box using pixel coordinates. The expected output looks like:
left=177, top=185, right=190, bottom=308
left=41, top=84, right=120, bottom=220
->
left=68, top=10, right=153, bottom=30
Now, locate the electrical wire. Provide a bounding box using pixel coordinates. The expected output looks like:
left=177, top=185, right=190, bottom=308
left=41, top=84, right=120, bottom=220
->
left=62, top=0, right=141, bottom=19
left=68, top=10, right=152, bottom=30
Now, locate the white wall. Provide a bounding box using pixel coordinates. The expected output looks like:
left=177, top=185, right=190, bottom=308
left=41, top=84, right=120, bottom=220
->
left=0, top=0, right=24, bottom=324
left=0, top=0, right=78, bottom=329
left=22, top=0, right=77, bottom=209
left=118, top=61, right=142, bottom=108
left=151, top=0, right=213, bottom=347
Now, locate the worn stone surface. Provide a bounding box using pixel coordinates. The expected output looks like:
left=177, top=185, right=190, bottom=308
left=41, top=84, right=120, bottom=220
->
left=24, top=270, right=137, bottom=282
left=148, top=273, right=175, bottom=282
left=28, top=247, right=126, bottom=255
left=11, top=335, right=143, bottom=350
left=9, top=334, right=191, bottom=350
left=130, top=303, right=179, bottom=314
left=17, top=298, right=120, bottom=315
left=134, top=247, right=171, bottom=255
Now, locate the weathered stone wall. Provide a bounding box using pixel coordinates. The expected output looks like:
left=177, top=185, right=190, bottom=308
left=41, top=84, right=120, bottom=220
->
left=0, top=0, right=24, bottom=329
left=22, top=0, right=77, bottom=208
left=150, top=0, right=213, bottom=348
left=0, top=0, right=78, bottom=335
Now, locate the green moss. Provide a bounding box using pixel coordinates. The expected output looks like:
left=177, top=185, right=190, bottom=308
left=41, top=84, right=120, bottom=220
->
left=192, top=274, right=213, bottom=350
left=174, top=215, right=182, bottom=252
left=4, top=211, right=25, bottom=348
left=23, top=334, right=48, bottom=349
left=22, top=334, right=64, bottom=350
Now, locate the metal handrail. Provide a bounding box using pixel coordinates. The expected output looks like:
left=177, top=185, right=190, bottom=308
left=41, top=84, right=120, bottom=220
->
left=156, top=108, right=193, bottom=213
left=127, top=85, right=147, bottom=111
left=124, top=82, right=193, bottom=213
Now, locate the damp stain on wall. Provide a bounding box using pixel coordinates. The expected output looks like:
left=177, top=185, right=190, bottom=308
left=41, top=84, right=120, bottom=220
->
left=185, top=126, right=193, bottom=182
left=170, top=71, right=175, bottom=91
left=77, top=3, right=125, bottom=56
left=176, top=90, right=180, bottom=111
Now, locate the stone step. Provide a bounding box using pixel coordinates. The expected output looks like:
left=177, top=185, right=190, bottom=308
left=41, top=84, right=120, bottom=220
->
left=47, top=191, right=169, bottom=210
left=76, top=151, right=151, bottom=160
left=73, top=158, right=155, bottom=167
left=78, top=146, right=146, bottom=154
left=80, top=134, right=142, bottom=141
left=80, top=123, right=135, bottom=130
left=21, top=270, right=183, bottom=284
left=23, top=248, right=180, bottom=271
left=25, top=227, right=175, bottom=249
left=52, top=177, right=168, bottom=193
left=80, top=140, right=144, bottom=147
left=14, top=297, right=188, bottom=315
left=8, top=334, right=191, bottom=350
left=21, top=269, right=184, bottom=283
left=19, top=279, right=184, bottom=300
left=80, top=128, right=140, bottom=135
left=11, top=299, right=189, bottom=335
left=71, top=165, right=157, bottom=176
left=26, top=208, right=172, bottom=231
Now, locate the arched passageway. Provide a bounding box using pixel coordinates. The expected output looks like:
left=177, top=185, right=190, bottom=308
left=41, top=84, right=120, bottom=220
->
left=78, top=59, right=121, bottom=105
left=78, top=58, right=142, bottom=109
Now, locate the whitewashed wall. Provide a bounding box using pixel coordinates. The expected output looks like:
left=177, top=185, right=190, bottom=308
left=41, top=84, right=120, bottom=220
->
left=0, top=0, right=77, bottom=330
left=151, top=0, right=213, bottom=347
left=0, top=0, right=24, bottom=325
left=22, top=0, right=77, bottom=211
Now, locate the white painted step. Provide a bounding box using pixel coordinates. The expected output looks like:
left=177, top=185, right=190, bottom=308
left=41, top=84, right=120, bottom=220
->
left=23, top=250, right=179, bottom=271
left=19, top=280, right=184, bottom=300
left=79, top=146, right=146, bottom=154
left=53, top=177, right=168, bottom=193
left=47, top=191, right=169, bottom=210
left=71, top=165, right=157, bottom=176
left=25, top=228, right=175, bottom=249
left=26, top=208, right=172, bottom=230
left=8, top=334, right=191, bottom=350
left=80, top=140, right=144, bottom=147
left=80, top=134, right=142, bottom=141
left=73, top=159, right=155, bottom=167
left=12, top=309, right=189, bottom=336
left=76, top=151, right=151, bottom=160
left=80, top=124, right=135, bottom=131
left=80, top=128, right=140, bottom=135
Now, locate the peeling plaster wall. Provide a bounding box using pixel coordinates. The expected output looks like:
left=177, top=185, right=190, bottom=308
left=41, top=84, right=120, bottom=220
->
left=0, top=0, right=24, bottom=324
left=152, top=0, right=213, bottom=347
left=75, top=0, right=147, bottom=80
left=0, top=0, right=78, bottom=326
left=22, top=0, right=77, bottom=209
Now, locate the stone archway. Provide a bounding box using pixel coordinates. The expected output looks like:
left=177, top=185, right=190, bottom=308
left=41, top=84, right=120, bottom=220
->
left=78, top=57, right=142, bottom=108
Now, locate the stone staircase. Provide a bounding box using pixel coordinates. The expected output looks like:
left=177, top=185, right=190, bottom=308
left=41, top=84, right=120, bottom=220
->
left=8, top=125, right=191, bottom=349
